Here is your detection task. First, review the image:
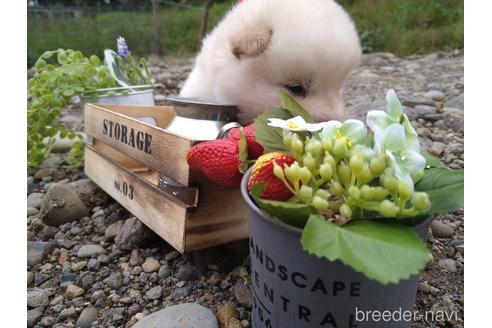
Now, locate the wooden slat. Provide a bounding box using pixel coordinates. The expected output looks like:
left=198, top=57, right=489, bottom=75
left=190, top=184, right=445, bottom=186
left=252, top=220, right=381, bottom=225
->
left=84, top=146, right=187, bottom=252
left=184, top=172, right=249, bottom=251
left=84, top=103, right=194, bottom=185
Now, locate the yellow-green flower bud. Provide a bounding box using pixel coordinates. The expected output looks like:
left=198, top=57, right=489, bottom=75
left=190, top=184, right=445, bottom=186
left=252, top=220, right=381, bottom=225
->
left=413, top=192, right=431, bottom=211
left=315, top=189, right=330, bottom=199
left=372, top=186, right=389, bottom=201
left=349, top=155, right=364, bottom=174
left=378, top=200, right=399, bottom=218
left=357, top=163, right=372, bottom=184
left=370, top=154, right=387, bottom=176
left=329, top=180, right=344, bottom=196
left=360, top=185, right=373, bottom=200
left=312, top=195, right=329, bottom=211
left=283, top=130, right=293, bottom=149
left=303, top=154, right=316, bottom=171
left=383, top=175, right=399, bottom=194
left=411, top=170, right=425, bottom=183
left=322, top=139, right=333, bottom=153
left=291, top=134, right=303, bottom=155
left=348, top=185, right=361, bottom=200
left=319, top=163, right=333, bottom=180
left=306, top=140, right=322, bottom=156
left=323, top=153, right=336, bottom=168
left=338, top=162, right=351, bottom=187
left=285, top=162, right=301, bottom=184
left=273, top=162, right=285, bottom=180
left=340, top=203, right=352, bottom=219
left=333, top=137, right=348, bottom=158
left=300, top=167, right=312, bottom=185
left=299, top=185, right=313, bottom=200
left=398, top=181, right=412, bottom=201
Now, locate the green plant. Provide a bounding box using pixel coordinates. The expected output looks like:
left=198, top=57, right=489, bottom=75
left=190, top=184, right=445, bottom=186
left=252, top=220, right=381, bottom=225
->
left=28, top=38, right=152, bottom=169
left=249, top=90, right=464, bottom=284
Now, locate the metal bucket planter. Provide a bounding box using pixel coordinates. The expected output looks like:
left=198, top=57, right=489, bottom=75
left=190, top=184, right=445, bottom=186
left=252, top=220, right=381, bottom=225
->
left=82, top=85, right=156, bottom=125
left=240, top=170, right=433, bottom=328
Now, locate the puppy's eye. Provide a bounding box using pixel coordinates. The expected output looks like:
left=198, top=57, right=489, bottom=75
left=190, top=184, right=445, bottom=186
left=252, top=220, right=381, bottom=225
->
left=285, top=84, right=306, bottom=98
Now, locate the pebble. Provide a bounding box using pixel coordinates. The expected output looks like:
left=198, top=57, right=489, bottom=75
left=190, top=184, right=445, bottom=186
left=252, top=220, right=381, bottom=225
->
left=27, top=307, right=44, bottom=328
left=77, top=245, right=105, bottom=258
left=176, top=264, right=200, bottom=281
left=72, top=261, right=87, bottom=271
left=103, top=273, right=123, bottom=289
left=59, top=273, right=78, bottom=287
left=115, top=217, right=153, bottom=250
left=228, top=318, right=243, bottom=328
left=27, top=193, right=45, bottom=209
left=138, top=257, right=160, bottom=274
left=165, top=250, right=180, bottom=261
left=172, top=286, right=192, bottom=299
left=27, top=289, right=50, bottom=308
left=233, top=283, right=252, bottom=309
left=65, top=284, right=85, bottom=299
left=430, top=220, right=455, bottom=238
left=145, top=286, right=163, bottom=300
left=158, top=264, right=172, bottom=279
left=104, top=220, right=124, bottom=240
left=76, top=307, right=98, bottom=328
left=97, top=254, right=110, bottom=264
left=87, top=258, right=100, bottom=271
left=27, top=271, right=34, bottom=286
left=217, top=303, right=238, bottom=328
left=27, top=207, right=39, bottom=216
left=27, top=241, right=55, bottom=266
left=129, top=249, right=145, bottom=266
left=60, top=307, right=78, bottom=319
left=424, top=90, right=445, bottom=101
left=429, top=142, right=446, bottom=156
left=39, top=316, right=56, bottom=326
left=438, top=258, right=458, bottom=272
left=444, top=93, right=464, bottom=110
left=133, top=303, right=218, bottom=328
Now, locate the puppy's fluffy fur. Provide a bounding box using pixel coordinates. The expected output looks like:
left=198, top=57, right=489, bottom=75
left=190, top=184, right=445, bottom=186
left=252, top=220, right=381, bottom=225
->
left=180, top=0, right=361, bottom=123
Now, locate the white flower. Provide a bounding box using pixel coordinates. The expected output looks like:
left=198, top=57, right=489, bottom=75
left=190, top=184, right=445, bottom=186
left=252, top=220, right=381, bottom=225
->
left=375, top=123, right=426, bottom=192
left=367, top=89, right=420, bottom=152
left=267, top=116, right=328, bottom=132
left=320, top=119, right=369, bottom=147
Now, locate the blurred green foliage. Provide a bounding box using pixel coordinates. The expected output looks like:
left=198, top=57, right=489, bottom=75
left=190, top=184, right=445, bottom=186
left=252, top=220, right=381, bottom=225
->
left=27, top=0, right=463, bottom=67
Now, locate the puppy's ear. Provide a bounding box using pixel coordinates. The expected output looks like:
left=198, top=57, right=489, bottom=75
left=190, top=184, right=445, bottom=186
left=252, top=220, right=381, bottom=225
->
left=231, top=27, right=272, bottom=59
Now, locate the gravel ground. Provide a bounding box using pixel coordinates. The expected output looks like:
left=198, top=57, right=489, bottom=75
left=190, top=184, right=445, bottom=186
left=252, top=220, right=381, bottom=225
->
left=27, top=50, right=464, bottom=328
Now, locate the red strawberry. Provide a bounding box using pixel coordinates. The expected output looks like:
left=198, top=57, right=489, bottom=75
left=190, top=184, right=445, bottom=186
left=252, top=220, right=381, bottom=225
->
left=227, top=124, right=264, bottom=159
left=247, top=152, right=295, bottom=200
left=187, top=139, right=244, bottom=189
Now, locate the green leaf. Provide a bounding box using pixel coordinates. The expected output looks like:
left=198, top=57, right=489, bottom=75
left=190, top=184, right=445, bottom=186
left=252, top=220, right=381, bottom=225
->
left=253, top=108, right=291, bottom=153
left=422, top=151, right=443, bottom=168
left=249, top=183, right=316, bottom=228
left=301, top=215, right=429, bottom=284
left=238, top=128, right=249, bottom=173
left=279, top=90, right=315, bottom=123
left=416, top=167, right=464, bottom=214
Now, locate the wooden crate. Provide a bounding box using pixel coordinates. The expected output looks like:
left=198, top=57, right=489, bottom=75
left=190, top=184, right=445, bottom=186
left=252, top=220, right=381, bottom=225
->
left=84, top=103, right=249, bottom=253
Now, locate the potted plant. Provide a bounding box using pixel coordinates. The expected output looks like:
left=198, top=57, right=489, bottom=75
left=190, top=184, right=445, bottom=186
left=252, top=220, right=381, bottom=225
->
left=238, top=90, right=464, bottom=328
left=27, top=37, right=153, bottom=169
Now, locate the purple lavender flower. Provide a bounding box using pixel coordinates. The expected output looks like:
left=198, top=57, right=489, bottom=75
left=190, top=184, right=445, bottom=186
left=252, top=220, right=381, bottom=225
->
left=117, top=36, right=129, bottom=59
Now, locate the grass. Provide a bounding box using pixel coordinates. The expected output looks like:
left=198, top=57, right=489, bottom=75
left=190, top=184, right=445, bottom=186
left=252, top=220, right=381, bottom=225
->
left=27, top=0, right=463, bottom=67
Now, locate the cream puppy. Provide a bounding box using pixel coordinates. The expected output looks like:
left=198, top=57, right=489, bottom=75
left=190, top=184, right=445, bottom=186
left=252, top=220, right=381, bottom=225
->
left=180, top=0, right=361, bottom=123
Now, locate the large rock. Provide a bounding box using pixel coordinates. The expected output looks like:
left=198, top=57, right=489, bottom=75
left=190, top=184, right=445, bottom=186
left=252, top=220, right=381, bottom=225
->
left=27, top=241, right=55, bottom=266
left=77, top=245, right=106, bottom=258
left=40, top=184, right=88, bottom=226
left=27, top=307, right=44, bottom=328
left=133, top=303, right=218, bottom=328
left=76, top=307, right=98, bottom=328
left=27, top=289, right=50, bottom=308
left=114, top=217, right=154, bottom=251
left=67, top=179, right=106, bottom=207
